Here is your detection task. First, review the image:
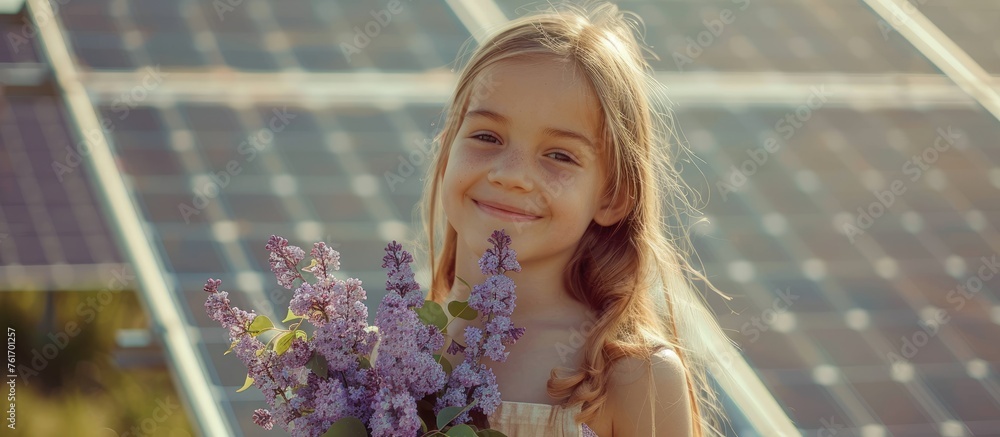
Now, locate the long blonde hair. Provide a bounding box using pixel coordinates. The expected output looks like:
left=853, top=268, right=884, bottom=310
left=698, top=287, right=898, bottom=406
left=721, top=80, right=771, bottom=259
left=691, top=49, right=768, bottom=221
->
left=417, top=2, right=729, bottom=435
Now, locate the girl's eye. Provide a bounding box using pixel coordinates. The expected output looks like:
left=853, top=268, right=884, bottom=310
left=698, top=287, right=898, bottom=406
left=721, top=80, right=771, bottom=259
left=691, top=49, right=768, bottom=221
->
left=547, top=152, right=577, bottom=164
left=472, top=133, right=501, bottom=144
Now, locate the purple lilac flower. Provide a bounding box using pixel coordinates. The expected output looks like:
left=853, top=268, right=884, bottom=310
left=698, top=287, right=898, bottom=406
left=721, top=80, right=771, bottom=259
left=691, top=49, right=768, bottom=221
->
left=285, top=389, right=343, bottom=437
left=438, top=229, right=524, bottom=422
left=369, top=241, right=446, bottom=437
left=205, top=278, right=314, bottom=435
left=252, top=409, right=274, bottom=430
left=203, top=279, right=255, bottom=337
left=313, top=320, right=363, bottom=372
left=287, top=282, right=326, bottom=326
left=447, top=339, right=466, bottom=356
left=374, top=298, right=441, bottom=360
left=369, top=387, right=420, bottom=437
left=471, top=369, right=501, bottom=415
left=478, top=229, right=521, bottom=275
left=310, top=376, right=349, bottom=423
left=468, top=275, right=516, bottom=317
left=382, top=240, right=423, bottom=307
left=437, top=385, right=471, bottom=422
left=309, top=277, right=377, bottom=371
left=280, top=338, right=312, bottom=368
left=344, top=368, right=374, bottom=423
left=208, top=233, right=521, bottom=435
left=266, top=235, right=306, bottom=289
left=233, top=335, right=290, bottom=406
left=303, top=241, right=341, bottom=282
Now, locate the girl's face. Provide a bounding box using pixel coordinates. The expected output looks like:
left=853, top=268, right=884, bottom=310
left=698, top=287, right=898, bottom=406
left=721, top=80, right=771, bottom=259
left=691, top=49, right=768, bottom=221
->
left=442, top=57, right=624, bottom=264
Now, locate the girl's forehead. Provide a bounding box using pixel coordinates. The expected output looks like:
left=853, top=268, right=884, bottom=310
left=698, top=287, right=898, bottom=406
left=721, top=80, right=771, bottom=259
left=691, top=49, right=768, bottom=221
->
left=466, top=57, right=603, bottom=139
left=473, top=56, right=591, bottom=96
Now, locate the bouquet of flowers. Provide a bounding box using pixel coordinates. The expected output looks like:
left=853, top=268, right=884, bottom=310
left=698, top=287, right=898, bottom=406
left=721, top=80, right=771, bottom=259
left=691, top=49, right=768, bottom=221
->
left=203, top=229, right=525, bottom=436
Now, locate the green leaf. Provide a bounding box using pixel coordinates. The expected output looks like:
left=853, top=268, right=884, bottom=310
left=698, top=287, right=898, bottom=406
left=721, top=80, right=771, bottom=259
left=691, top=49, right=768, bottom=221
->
left=282, top=307, right=304, bottom=323
left=306, top=352, right=329, bottom=378
left=417, top=300, right=448, bottom=330
left=455, top=275, right=472, bottom=291
left=447, top=300, right=478, bottom=320
left=236, top=374, right=254, bottom=393
left=274, top=332, right=294, bottom=355
left=436, top=399, right=477, bottom=430
left=223, top=340, right=237, bottom=355
left=248, top=315, right=274, bottom=337
left=294, top=329, right=308, bottom=341
left=322, top=416, right=367, bottom=437
left=446, top=424, right=478, bottom=437
left=359, top=356, right=372, bottom=369
left=434, top=354, right=453, bottom=375
left=476, top=430, right=507, bottom=437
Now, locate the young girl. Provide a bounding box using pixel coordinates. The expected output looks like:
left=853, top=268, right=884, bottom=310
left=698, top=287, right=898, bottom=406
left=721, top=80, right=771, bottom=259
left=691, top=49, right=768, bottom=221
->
left=418, top=3, right=729, bottom=436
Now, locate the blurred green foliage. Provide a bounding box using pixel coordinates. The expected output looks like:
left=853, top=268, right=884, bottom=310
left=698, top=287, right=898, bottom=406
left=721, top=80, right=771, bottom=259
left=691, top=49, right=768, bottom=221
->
left=1, top=290, right=194, bottom=436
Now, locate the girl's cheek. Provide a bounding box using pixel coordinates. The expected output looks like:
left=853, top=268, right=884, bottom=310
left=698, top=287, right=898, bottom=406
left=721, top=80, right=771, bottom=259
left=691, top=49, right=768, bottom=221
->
left=539, top=167, right=577, bottom=198
left=454, top=141, right=495, bottom=169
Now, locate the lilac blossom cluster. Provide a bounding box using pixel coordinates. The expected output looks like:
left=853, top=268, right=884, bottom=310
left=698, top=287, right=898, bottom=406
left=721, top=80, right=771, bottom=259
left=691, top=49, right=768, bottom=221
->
left=205, top=231, right=522, bottom=436
left=204, top=277, right=316, bottom=434
left=438, top=230, right=526, bottom=423
left=367, top=241, right=447, bottom=435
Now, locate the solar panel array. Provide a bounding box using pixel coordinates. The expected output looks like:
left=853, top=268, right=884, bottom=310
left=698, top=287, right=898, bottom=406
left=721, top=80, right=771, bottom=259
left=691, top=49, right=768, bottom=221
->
left=0, top=11, right=123, bottom=291
left=8, top=0, right=999, bottom=435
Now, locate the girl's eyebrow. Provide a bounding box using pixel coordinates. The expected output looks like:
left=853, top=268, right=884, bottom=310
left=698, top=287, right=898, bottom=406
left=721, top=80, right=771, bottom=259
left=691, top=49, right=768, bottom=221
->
left=465, top=108, right=509, bottom=126
left=465, top=108, right=596, bottom=151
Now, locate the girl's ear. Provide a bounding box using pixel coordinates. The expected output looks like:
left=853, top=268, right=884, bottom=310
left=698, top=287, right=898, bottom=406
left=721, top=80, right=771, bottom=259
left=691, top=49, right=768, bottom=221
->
left=594, top=188, right=631, bottom=227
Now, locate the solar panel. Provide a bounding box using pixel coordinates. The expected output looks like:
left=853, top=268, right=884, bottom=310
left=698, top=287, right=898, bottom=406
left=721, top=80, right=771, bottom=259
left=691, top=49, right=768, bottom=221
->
left=56, top=0, right=470, bottom=72
left=496, top=0, right=940, bottom=73
left=680, top=104, right=1000, bottom=433
left=0, top=95, right=123, bottom=290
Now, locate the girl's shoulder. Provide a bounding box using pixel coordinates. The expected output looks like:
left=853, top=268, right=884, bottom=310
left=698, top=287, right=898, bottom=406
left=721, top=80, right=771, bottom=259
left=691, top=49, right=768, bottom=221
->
left=605, top=347, right=692, bottom=436
left=608, top=346, right=684, bottom=388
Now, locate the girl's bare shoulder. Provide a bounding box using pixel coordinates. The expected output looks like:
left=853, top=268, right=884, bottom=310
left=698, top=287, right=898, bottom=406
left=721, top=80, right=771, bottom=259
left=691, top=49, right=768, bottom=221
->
left=606, top=348, right=693, bottom=437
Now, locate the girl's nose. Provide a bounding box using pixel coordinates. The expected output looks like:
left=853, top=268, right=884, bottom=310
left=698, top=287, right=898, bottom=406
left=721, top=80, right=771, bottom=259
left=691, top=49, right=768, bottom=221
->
left=487, top=147, right=535, bottom=192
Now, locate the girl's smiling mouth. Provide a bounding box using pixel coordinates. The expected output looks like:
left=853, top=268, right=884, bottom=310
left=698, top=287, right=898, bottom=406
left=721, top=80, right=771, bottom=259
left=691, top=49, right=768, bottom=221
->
left=474, top=199, right=542, bottom=222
